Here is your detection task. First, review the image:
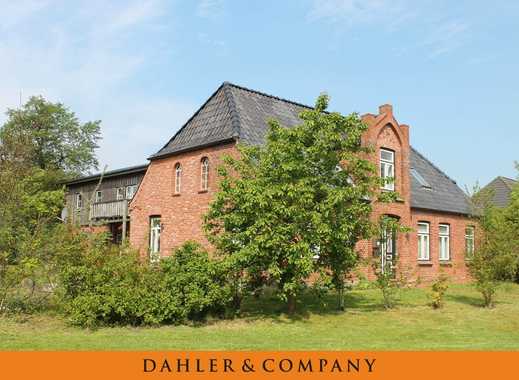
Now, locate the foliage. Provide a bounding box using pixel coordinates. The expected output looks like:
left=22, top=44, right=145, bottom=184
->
left=159, top=241, right=233, bottom=321
left=205, top=94, right=393, bottom=312
left=57, top=238, right=233, bottom=328
left=430, top=272, right=449, bottom=309
left=0, top=96, right=101, bottom=177
left=371, top=216, right=409, bottom=309
left=469, top=180, right=519, bottom=307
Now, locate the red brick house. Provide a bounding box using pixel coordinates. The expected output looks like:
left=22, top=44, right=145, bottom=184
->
left=66, top=82, right=475, bottom=282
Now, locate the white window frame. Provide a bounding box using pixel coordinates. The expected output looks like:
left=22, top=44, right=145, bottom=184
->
left=95, top=190, right=102, bottom=203
left=76, top=193, right=82, bottom=209
left=149, top=216, right=161, bottom=262
left=175, top=163, right=182, bottom=194
left=380, top=148, right=395, bottom=191
left=116, top=187, right=125, bottom=200
left=126, top=184, right=137, bottom=200
left=201, top=157, right=209, bottom=191
left=465, top=226, right=475, bottom=257
left=417, top=222, right=430, bottom=261
left=439, top=224, right=450, bottom=261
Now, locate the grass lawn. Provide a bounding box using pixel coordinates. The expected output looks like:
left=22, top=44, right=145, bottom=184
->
left=1, top=283, right=519, bottom=350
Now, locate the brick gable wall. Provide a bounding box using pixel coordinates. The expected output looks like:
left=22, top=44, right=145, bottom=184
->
left=129, top=105, right=473, bottom=283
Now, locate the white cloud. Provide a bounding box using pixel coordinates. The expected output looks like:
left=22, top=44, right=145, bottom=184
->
left=308, top=0, right=470, bottom=60
left=421, top=20, right=469, bottom=58
left=196, top=0, right=225, bottom=20
left=0, top=0, right=196, bottom=171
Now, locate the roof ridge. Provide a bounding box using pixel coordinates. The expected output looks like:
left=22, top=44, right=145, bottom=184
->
left=410, top=146, right=461, bottom=187
left=224, top=81, right=314, bottom=111
left=222, top=83, right=241, bottom=138
left=149, top=82, right=229, bottom=160
left=499, top=176, right=518, bottom=189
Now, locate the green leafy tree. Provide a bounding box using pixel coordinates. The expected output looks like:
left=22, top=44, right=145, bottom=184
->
left=205, top=94, right=392, bottom=313
left=1, top=96, right=101, bottom=177
left=469, top=176, right=519, bottom=307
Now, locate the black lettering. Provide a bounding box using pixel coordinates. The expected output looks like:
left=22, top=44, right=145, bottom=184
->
left=348, top=359, right=360, bottom=372
left=160, top=359, right=171, bottom=372
left=298, top=359, right=313, bottom=372
left=319, top=359, right=328, bottom=372
left=209, top=358, right=217, bottom=372
left=262, top=359, right=275, bottom=373
left=143, top=359, right=156, bottom=373
left=331, top=359, right=343, bottom=372
left=279, top=359, right=293, bottom=373
left=223, top=359, right=235, bottom=372
left=196, top=359, right=205, bottom=372
left=365, top=358, right=376, bottom=372
left=177, top=358, right=189, bottom=372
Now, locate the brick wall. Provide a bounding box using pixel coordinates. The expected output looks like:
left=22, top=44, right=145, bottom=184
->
left=128, top=105, right=474, bottom=283
left=407, top=209, right=473, bottom=283
left=129, top=142, right=237, bottom=257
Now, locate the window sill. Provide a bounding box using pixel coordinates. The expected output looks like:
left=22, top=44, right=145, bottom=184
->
left=172, top=193, right=181, bottom=197
left=417, top=260, right=433, bottom=266
left=198, top=189, right=209, bottom=194
left=439, top=261, right=452, bottom=266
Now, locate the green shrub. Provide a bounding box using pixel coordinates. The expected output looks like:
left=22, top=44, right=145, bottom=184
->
left=430, top=273, right=449, bottom=309
left=58, top=239, right=232, bottom=327
left=160, top=241, right=233, bottom=321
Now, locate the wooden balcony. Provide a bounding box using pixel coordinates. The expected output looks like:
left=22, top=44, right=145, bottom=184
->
left=89, top=200, right=128, bottom=220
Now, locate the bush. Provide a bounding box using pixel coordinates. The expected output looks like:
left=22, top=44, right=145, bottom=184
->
left=430, top=273, right=449, bottom=309
left=160, top=241, right=233, bottom=321
left=58, top=239, right=232, bottom=327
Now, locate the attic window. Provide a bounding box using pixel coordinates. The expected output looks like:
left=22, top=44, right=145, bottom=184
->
left=411, top=168, right=431, bottom=189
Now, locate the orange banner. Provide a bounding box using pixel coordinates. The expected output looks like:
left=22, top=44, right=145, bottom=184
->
left=0, top=351, right=517, bottom=380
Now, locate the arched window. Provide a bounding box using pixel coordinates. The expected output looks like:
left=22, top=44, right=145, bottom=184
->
left=174, top=163, right=182, bottom=194
left=201, top=157, right=209, bottom=191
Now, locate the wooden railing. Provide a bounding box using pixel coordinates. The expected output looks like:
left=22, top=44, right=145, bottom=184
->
left=89, top=200, right=128, bottom=220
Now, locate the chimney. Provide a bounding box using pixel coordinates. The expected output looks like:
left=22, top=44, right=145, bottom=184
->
left=378, top=104, right=393, bottom=116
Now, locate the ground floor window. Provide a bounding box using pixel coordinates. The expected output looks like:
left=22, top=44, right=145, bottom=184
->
left=465, top=226, right=475, bottom=257
left=417, top=222, right=430, bottom=260
left=439, top=224, right=450, bottom=261
left=149, top=216, right=161, bottom=262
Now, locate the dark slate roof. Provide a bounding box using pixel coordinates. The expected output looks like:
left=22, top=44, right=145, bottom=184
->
left=482, top=176, right=518, bottom=208
left=64, top=164, right=149, bottom=186
left=151, top=81, right=471, bottom=215
left=150, top=82, right=309, bottom=159
left=410, top=148, right=471, bottom=214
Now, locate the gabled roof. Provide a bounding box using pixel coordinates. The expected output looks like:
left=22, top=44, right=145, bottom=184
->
left=482, top=176, right=518, bottom=208
left=150, top=82, right=309, bottom=159
left=410, top=148, right=471, bottom=215
left=151, top=81, right=471, bottom=215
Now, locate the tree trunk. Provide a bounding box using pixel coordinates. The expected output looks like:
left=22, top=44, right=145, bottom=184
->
left=287, top=293, right=296, bottom=315
left=337, top=286, right=345, bottom=311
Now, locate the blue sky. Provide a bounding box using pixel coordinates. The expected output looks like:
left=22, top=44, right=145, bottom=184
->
left=1, top=0, right=518, bottom=189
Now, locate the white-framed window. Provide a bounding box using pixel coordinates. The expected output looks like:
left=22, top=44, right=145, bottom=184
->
left=465, top=226, right=475, bottom=257
left=439, top=224, right=450, bottom=261
left=95, top=191, right=102, bottom=203
left=174, top=163, right=182, bottom=194
left=149, top=216, right=161, bottom=262
left=76, top=193, right=83, bottom=209
left=116, top=187, right=125, bottom=200
left=201, top=157, right=209, bottom=191
left=126, top=184, right=138, bottom=200
left=417, top=222, right=430, bottom=260
left=380, top=148, right=395, bottom=191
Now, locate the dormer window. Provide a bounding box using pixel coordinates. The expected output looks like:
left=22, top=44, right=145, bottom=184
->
left=380, top=148, right=395, bottom=191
